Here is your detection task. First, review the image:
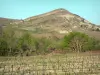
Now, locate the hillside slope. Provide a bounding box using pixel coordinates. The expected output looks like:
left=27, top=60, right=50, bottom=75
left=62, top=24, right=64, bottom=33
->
left=2, top=8, right=100, bottom=39
left=0, top=17, right=20, bottom=26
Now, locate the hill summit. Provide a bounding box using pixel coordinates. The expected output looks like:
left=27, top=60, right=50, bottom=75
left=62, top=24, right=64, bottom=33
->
left=0, top=8, right=100, bottom=39
left=20, top=8, right=100, bottom=33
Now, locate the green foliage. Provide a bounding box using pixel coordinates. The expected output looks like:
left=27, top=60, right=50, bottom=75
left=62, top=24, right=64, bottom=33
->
left=0, top=37, right=8, bottom=56
left=16, top=32, right=39, bottom=56
left=0, top=25, right=100, bottom=56
left=33, top=37, right=51, bottom=54
left=0, top=25, right=52, bottom=56
left=0, top=25, right=18, bottom=56
left=61, top=32, right=100, bottom=52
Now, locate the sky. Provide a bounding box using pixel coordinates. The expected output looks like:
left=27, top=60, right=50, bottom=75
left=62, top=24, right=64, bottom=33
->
left=0, top=0, right=100, bottom=25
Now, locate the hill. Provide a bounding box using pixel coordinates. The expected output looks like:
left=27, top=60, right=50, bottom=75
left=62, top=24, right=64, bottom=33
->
left=0, top=17, right=20, bottom=26
left=1, top=8, right=100, bottom=39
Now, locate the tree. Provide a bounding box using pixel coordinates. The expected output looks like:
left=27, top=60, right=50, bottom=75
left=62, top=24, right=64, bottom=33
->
left=33, top=37, right=51, bottom=54
left=17, top=32, right=35, bottom=56
left=86, top=38, right=100, bottom=50
left=39, top=37, right=51, bottom=54
left=2, top=25, right=17, bottom=55
left=62, top=32, right=90, bottom=52
left=0, top=37, right=8, bottom=56
left=0, top=25, right=18, bottom=56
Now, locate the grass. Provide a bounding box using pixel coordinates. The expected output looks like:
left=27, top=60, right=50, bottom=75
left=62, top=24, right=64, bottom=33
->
left=0, top=53, right=100, bottom=75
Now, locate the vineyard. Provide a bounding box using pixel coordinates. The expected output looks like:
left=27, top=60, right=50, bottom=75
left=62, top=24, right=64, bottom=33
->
left=0, top=53, right=100, bottom=75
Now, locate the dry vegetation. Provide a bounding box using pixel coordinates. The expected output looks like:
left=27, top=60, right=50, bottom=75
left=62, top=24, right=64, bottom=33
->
left=0, top=52, right=100, bottom=75
left=0, top=8, right=100, bottom=75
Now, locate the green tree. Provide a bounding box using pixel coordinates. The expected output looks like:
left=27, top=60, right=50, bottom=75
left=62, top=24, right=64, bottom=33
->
left=17, top=32, right=35, bottom=56
left=0, top=37, right=8, bottom=56
left=39, top=37, right=51, bottom=54
left=62, top=32, right=89, bottom=52
left=0, top=25, right=18, bottom=56
left=33, top=37, right=51, bottom=54
left=2, top=25, right=17, bottom=55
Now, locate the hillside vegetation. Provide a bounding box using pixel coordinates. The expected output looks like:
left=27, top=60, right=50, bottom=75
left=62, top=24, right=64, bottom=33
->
left=0, top=25, right=100, bottom=56
left=0, top=8, right=100, bottom=56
